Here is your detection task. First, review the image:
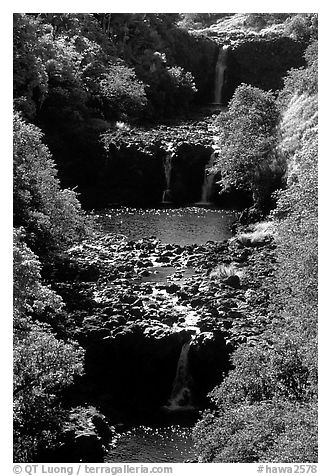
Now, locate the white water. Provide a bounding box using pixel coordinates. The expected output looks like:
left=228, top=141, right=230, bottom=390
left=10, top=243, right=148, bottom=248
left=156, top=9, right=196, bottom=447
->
left=214, top=45, right=229, bottom=105
left=162, top=143, right=175, bottom=203
left=197, top=152, right=217, bottom=205
left=164, top=340, right=196, bottom=411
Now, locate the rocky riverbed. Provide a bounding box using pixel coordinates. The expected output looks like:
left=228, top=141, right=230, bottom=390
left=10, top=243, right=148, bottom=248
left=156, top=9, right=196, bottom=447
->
left=50, top=219, right=276, bottom=461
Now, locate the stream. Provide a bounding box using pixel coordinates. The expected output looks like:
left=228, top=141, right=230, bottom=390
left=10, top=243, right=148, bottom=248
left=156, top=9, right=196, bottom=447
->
left=92, top=206, right=237, bottom=462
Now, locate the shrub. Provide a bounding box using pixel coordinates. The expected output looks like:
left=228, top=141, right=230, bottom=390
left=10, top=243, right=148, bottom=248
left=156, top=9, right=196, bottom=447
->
left=237, top=222, right=274, bottom=247
left=209, top=263, right=237, bottom=280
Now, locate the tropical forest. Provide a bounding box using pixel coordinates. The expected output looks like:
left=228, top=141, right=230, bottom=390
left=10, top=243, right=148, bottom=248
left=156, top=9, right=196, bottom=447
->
left=13, top=12, right=318, bottom=464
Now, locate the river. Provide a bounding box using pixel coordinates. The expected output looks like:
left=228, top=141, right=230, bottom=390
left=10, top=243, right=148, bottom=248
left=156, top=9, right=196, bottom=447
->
left=91, top=206, right=237, bottom=463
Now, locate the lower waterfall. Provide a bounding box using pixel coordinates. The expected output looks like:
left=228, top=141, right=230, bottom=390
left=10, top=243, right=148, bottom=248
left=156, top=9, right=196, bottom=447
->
left=197, top=152, right=217, bottom=205
left=162, top=143, right=175, bottom=203
left=163, top=340, right=196, bottom=411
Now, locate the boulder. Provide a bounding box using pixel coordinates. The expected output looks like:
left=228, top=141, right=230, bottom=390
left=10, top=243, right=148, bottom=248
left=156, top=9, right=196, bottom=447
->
left=223, top=275, right=241, bottom=289
left=53, top=406, right=114, bottom=463
left=166, top=283, right=181, bottom=294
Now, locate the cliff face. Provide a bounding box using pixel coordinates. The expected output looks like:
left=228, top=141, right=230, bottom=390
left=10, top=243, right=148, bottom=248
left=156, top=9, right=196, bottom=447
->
left=45, top=29, right=309, bottom=210
left=223, top=37, right=307, bottom=103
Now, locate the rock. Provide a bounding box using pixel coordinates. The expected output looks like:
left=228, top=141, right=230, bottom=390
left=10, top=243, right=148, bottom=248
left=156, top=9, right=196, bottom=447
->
left=158, top=255, right=171, bottom=263
left=173, top=246, right=184, bottom=255
left=117, top=264, right=133, bottom=272
left=166, top=283, right=180, bottom=294
left=162, top=315, right=178, bottom=326
left=177, top=291, right=189, bottom=300
left=104, top=318, right=122, bottom=330
left=55, top=406, right=114, bottom=463
left=120, top=294, right=137, bottom=304
left=142, top=286, right=153, bottom=294
left=135, top=260, right=147, bottom=268
left=191, top=297, right=204, bottom=307
left=235, top=249, right=251, bottom=262
left=224, top=275, right=241, bottom=289
left=78, top=264, right=100, bottom=282
left=139, top=269, right=151, bottom=277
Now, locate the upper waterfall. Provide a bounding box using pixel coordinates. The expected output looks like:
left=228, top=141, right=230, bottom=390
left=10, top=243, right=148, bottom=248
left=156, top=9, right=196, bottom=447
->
left=214, top=45, right=230, bottom=105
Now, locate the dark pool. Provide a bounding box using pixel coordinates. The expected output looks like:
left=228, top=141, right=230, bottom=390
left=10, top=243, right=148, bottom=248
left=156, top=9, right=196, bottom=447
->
left=95, top=206, right=237, bottom=246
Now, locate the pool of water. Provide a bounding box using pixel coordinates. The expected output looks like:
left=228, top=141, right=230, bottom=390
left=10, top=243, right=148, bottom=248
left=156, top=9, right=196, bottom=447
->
left=95, top=207, right=237, bottom=246
left=106, top=425, right=196, bottom=463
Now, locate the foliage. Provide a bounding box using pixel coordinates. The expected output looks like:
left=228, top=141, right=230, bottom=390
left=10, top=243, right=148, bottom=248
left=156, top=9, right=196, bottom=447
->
left=272, top=97, right=317, bottom=325
left=214, top=84, right=283, bottom=211
left=284, top=14, right=318, bottom=42
left=13, top=227, right=85, bottom=462
left=101, top=118, right=214, bottom=155
left=177, top=13, right=232, bottom=30
left=13, top=228, right=63, bottom=320
left=14, top=318, right=84, bottom=462
left=278, top=40, right=317, bottom=106
left=209, top=264, right=237, bottom=280
left=13, top=13, right=207, bottom=205
left=193, top=41, right=318, bottom=463
left=13, top=112, right=88, bottom=257
left=194, top=399, right=317, bottom=463
left=13, top=14, right=49, bottom=119
left=98, top=63, right=147, bottom=120
left=166, top=66, right=197, bottom=104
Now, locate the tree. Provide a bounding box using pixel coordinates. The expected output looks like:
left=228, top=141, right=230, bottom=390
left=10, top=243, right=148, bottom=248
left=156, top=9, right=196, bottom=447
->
left=214, top=84, right=283, bottom=211
left=13, top=112, right=88, bottom=257
left=193, top=41, right=318, bottom=463
left=13, top=229, right=85, bottom=462
left=13, top=14, right=49, bottom=119
left=98, top=63, right=147, bottom=120
left=13, top=228, right=63, bottom=319
left=14, top=320, right=84, bottom=461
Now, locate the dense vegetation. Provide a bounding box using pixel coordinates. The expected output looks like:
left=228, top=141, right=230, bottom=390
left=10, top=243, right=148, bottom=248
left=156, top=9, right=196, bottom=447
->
left=13, top=108, right=88, bottom=460
left=193, top=39, right=318, bottom=462
left=13, top=13, right=317, bottom=463
left=213, top=84, right=283, bottom=213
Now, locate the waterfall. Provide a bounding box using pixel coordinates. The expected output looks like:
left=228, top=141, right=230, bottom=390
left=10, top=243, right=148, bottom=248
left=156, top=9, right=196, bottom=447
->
left=197, top=152, right=217, bottom=205
left=162, top=143, right=174, bottom=203
left=214, top=45, right=229, bottom=105
left=164, top=340, right=195, bottom=411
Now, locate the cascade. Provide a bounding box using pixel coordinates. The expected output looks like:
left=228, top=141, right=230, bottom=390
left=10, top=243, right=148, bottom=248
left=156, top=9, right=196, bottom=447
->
left=214, top=45, right=229, bottom=105
left=197, top=151, right=217, bottom=205
left=162, top=143, right=175, bottom=203
left=164, top=340, right=196, bottom=411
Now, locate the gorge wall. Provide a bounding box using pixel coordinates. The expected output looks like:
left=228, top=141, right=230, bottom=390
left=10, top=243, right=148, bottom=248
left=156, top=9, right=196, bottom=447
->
left=223, top=37, right=308, bottom=103
left=42, top=33, right=308, bottom=210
